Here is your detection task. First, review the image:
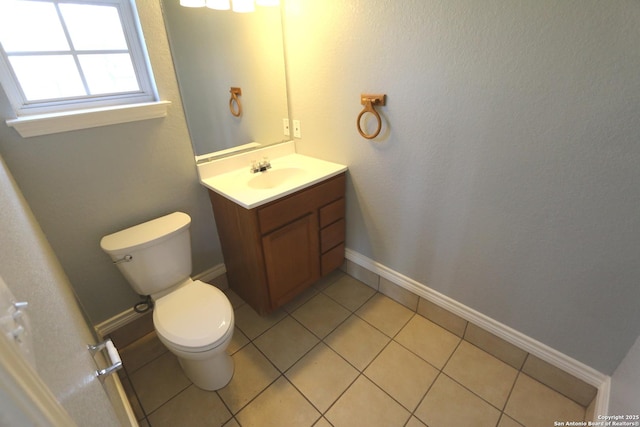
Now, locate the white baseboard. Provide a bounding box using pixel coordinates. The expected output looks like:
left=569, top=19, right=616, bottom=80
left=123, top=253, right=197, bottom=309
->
left=345, top=248, right=610, bottom=415
left=594, top=376, right=611, bottom=417
left=95, top=264, right=227, bottom=338
left=94, top=307, right=145, bottom=338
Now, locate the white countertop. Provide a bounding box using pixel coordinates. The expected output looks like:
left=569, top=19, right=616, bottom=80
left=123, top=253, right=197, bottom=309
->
left=197, top=142, right=347, bottom=209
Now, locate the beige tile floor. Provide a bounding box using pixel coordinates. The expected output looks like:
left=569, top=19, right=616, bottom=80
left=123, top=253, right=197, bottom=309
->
left=118, top=272, right=588, bottom=427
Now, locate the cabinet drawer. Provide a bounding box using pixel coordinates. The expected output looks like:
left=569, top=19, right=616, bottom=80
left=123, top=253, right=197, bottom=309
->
left=320, top=218, right=345, bottom=253
left=319, top=198, right=345, bottom=228
left=258, top=173, right=345, bottom=234
left=321, top=243, right=345, bottom=275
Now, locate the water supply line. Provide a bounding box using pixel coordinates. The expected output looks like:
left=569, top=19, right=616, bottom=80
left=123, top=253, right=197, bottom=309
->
left=134, top=295, right=153, bottom=313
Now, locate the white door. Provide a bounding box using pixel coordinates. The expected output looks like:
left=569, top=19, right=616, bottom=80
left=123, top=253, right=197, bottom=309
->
left=0, top=156, right=136, bottom=426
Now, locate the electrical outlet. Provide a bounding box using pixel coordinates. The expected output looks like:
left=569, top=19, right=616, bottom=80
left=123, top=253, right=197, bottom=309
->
left=293, top=120, right=301, bottom=138
left=283, top=118, right=290, bottom=136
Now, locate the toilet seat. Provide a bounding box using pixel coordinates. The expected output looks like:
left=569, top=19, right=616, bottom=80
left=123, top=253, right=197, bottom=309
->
left=153, top=280, right=233, bottom=353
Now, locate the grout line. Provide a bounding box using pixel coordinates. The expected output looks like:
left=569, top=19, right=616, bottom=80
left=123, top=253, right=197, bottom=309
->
left=410, top=368, right=443, bottom=425
left=143, top=381, right=192, bottom=421
left=282, top=362, right=346, bottom=420
left=360, top=366, right=415, bottom=416
left=500, top=370, right=525, bottom=425
left=214, top=388, right=235, bottom=425
left=319, top=372, right=364, bottom=420
left=291, top=294, right=354, bottom=341
left=461, top=317, right=470, bottom=339
left=241, top=312, right=289, bottom=343
left=319, top=277, right=378, bottom=314
left=233, top=372, right=284, bottom=416
left=388, top=314, right=447, bottom=373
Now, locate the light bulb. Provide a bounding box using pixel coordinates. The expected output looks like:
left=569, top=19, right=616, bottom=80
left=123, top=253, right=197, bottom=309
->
left=232, top=0, right=255, bottom=13
left=206, top=0, right=230, bottom=10
left=180, top=0, right=206, bottom=7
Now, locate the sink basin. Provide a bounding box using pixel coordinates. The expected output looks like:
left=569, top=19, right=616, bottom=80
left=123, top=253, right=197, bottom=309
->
left=248, top=167, right=307, bottom=190
left=197, top=142, right=347, bottom=209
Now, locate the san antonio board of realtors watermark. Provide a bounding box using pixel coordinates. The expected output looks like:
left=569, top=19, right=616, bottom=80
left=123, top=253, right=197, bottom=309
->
left=554, top=415, right=640, bottom=426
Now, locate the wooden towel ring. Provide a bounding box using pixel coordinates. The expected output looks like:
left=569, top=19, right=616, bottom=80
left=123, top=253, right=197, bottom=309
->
left=357, top=94, right=386, bottom=139
left=229, top=87, right=242, bottom=117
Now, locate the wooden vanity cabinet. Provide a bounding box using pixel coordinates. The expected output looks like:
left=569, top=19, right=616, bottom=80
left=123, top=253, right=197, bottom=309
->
left=208, top=173, right=346, bottom=315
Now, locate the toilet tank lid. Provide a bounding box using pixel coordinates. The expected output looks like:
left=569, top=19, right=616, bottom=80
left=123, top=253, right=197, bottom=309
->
left=100, top=212, right=191, bottom=254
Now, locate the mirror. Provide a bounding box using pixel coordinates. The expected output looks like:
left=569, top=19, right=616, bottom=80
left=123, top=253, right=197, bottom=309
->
left=160, top=1, right=290, bottom=159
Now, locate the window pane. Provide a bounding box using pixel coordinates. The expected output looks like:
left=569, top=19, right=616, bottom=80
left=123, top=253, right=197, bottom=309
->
left=79, top=54, right=140, bottom=95
left=0, top=0, right=69, bottom=52
left=0, top=0, right=157, bottom=115
left=9, top=56, right=85, bottom=101
left=59, top=4, right=128, bottom=51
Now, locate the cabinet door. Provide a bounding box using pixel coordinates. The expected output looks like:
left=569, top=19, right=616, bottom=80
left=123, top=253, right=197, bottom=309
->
left=262, top=213, right=320, bottom=308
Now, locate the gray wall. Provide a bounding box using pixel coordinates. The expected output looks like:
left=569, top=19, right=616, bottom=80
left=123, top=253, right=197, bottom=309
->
left=0, top=0, right=638, bottom=377
left=0, top=1, right=223, bottom=324
left=283, top=0, right=640, bottom=374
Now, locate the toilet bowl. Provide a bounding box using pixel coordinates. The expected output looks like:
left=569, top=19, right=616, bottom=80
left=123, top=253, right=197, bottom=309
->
left=153, top=279, right=234, bottom=390
left=100, top=212, right=234, bottom=390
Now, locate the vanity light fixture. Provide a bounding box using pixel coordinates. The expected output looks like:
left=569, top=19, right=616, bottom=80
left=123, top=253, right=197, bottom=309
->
left=180, top=0, right=279, bottom=11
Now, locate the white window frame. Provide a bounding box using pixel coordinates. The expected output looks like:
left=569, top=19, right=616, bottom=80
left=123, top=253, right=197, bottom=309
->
left=0, top=0, right=170, bottom=137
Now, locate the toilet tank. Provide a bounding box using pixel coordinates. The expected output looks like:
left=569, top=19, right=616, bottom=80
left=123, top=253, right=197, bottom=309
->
left=100, top=212, right=192, bottom=296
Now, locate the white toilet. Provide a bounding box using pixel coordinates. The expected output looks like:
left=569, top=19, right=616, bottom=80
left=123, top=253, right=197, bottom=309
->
left=100, top=212, right=234, bottom=390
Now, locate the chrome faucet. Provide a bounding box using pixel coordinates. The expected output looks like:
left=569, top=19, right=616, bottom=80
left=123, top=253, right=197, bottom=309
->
left=250, top=157, right=271, bottom=173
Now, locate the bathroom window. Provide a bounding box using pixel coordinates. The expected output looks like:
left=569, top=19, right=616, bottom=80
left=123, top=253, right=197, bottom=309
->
left=0, top=0, right=158, bottom=118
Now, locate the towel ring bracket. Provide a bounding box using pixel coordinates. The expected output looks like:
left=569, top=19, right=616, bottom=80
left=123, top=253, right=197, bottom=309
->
left=357, top=94, right=386, bottom=139
left=229, top=87, right=242, bottom=117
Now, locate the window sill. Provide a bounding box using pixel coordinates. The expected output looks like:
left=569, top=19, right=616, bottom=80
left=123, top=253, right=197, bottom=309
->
left=5, top=101, right=172, bottom=138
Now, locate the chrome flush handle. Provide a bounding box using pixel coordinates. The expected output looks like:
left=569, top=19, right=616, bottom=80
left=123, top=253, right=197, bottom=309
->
left=112, top=254, right=132, bottom=264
